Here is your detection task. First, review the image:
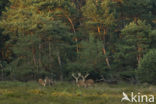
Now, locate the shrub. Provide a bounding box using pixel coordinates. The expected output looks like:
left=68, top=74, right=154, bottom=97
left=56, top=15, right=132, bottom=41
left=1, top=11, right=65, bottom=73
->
left=137, top=49, right=156, bottom=84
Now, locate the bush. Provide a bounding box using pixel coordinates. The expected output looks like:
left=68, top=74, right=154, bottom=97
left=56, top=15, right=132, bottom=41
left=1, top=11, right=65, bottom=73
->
left=137, top=49, right=156, bottom=84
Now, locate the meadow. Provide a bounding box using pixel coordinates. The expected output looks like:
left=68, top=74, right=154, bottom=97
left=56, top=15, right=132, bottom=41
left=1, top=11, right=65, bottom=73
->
left=0, top=81, right=155, bottom=104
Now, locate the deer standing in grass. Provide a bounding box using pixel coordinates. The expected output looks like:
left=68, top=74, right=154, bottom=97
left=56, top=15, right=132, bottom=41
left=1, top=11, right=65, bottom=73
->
left=38, top=78, right=46, bottom=87
left=72, top=73, right=94, bottom=87
left=38, top=77, right=54, bottom=87
left=72, top=73, right=86, bottom=87
left=44, top=77, right=54, bottom=86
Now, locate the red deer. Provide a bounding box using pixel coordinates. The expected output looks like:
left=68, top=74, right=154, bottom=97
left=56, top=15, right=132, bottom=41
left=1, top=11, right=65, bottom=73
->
left=38, top=78, right=46, bottom=87
left=44, top=77, right=54, bottom=86
left=38, top=77, right=54, bottom=87
left=72, top=73, right=86, bottom=87
left=80, top=73, right=94, bottom=87
left=72, top=73, right=94, bottom=87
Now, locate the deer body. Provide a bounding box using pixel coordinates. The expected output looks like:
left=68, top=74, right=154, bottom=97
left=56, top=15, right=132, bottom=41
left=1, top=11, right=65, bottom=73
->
left=38, top=78, right=46, bottom=87
left=72, top=73, right=84, bottom=87
left=77, top=80, right=86, bottom=87
left=85, top=79, right=94, bottom=87
left=38, top=77, right=54, bottom=87
left=72, top=73, right=94, bottom=88
left=44, top=77, right=54, bottom=86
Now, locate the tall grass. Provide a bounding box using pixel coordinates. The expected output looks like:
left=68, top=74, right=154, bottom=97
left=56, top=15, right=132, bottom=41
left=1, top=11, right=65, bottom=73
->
left=0, top=81, right=155, bottom=104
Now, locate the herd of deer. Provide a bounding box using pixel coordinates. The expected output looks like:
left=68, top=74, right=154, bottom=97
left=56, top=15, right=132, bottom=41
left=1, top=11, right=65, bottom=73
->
left=38, top=73, right=118, bottom=87
left=38, top=73, right=95, bottom=87
left=38, top=73, right=94, bottom=87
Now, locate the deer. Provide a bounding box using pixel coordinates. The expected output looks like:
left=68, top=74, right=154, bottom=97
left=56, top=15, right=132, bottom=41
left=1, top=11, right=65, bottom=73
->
left=38, top=77, right=54, bottom=87
left=72, top=73, right=94, bottom=88
left=72, top=73, right=86, bottom=87
left=80, top=73, right=94, bottom=87
left=44, top=77, right=54, bottom=86
left=38, top=78, right=46, bottom=87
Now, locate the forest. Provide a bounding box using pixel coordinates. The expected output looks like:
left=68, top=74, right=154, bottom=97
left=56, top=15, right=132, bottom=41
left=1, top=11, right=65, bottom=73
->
left=0, top=0, right=156, bottom=104
left=0, top=0, right=156, bottom=84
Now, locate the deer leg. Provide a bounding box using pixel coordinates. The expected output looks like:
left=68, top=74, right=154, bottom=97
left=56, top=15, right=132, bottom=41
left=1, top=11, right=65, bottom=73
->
left=77, top=84, right=80, bottom=87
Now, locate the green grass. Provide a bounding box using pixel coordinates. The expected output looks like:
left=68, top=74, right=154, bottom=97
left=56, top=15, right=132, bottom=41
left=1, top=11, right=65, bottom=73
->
left=0, top=81, right=155, bottom=104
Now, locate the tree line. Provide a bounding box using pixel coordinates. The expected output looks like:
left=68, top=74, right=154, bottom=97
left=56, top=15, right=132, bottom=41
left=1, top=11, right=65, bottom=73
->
left=0, top=0, right=156, bottom=84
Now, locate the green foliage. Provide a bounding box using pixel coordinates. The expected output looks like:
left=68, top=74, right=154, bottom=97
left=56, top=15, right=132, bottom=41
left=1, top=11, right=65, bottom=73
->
left=82, top=0, right=116, bottom=26
left=114, top=20, right=151, bottom=81
left=150, top=29, right=156, bottom=48
left=0, top=0, right=74, bottom=80
left=0, top=81, right=155, bottom=104
left=122, top=0, right=152, bottom=22
left=137, top=49, right=156, bottom=84
left=0, top=0, right=155, bottom=83
left=0, top=0, right=9, bottom=15
left=67, top=35, right=107, bottom=78
left=121, top=20, right=151, bottom=56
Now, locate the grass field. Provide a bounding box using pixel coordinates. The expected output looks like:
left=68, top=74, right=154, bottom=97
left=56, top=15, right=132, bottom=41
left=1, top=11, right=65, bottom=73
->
left=0, top=81, right=155, bottom=104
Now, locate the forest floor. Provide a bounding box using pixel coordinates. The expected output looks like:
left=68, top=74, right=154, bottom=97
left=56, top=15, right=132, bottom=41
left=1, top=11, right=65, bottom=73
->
left=0, top=81, right=155, bottom=104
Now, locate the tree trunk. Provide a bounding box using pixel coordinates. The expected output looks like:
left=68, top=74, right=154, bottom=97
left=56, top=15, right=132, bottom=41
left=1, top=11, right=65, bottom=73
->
left=38, top=44, right=42, bottom=72
left=137, top=45, right=142, bottom=65
left=102, top=45, right=111, bottom=69
left=32, top=47, right=38, bottom=79
left=48, top=38, right=52, bottom=70
left=1, top=68, right=3, bottom=81
left=97, top=26, right=111, bottom=69
left=57, top=51, right=63, bottom=81
left=64, top=14, right=79, bottom=53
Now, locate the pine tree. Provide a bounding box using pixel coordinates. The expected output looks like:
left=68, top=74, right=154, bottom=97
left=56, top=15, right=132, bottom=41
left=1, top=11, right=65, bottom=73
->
left=121, top=0, right=152, bottom=23
left=0, top=0, right=74, bottom=80
left=82, top=0, right=117, bottom=69
left=114, top=20, right=151, bottom=81
left=0, top=0, right=155, bottom=82
left=137, top=49, right=156, bottom=84
left=0, top=0, right=9, bottom=80
left=67, top=35, right=108, bottom=78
